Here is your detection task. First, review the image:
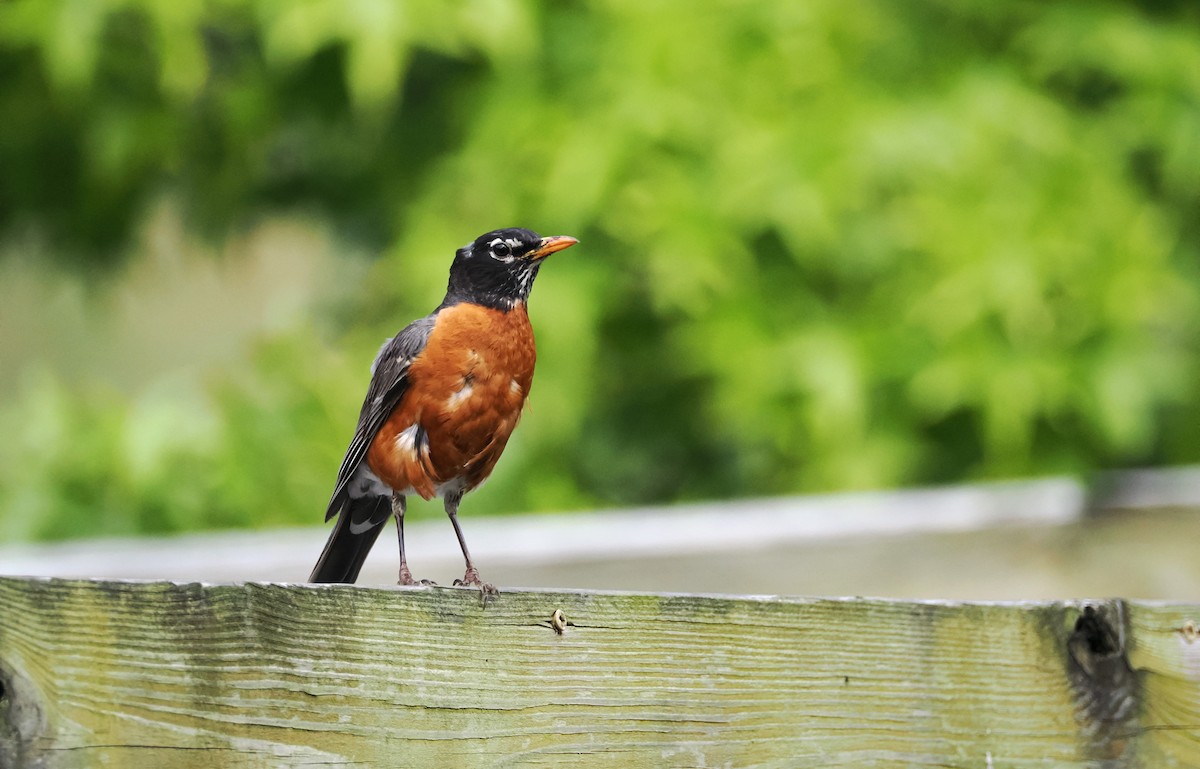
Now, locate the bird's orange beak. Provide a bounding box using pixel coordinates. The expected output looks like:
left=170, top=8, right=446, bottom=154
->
left=529, top=235, right=578, bottom=260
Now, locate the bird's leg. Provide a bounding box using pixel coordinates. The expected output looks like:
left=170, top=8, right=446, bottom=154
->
left=446, top=492, right=498, bottom=599
left=394, top=493, right=434, bottom=586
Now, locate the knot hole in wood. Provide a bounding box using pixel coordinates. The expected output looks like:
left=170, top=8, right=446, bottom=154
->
left=1066, top=602, right=1140, bottom=762
left=0, top=661, right=48, bottom=769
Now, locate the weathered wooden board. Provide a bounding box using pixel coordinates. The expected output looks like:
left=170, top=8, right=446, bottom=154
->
left=1, top=577, right=1198, bottom=768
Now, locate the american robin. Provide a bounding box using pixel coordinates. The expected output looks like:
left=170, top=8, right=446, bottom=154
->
left=309, top=228, right=578, bottom=594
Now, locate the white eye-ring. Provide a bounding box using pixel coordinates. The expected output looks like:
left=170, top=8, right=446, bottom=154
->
left=490, top=239, right=512, bottom=259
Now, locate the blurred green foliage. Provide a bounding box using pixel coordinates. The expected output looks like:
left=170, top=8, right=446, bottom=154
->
left=2, top=0, right=1200, bottom=540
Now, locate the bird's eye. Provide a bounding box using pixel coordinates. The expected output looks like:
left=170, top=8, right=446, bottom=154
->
left=491, top=240, right=511, bottom=258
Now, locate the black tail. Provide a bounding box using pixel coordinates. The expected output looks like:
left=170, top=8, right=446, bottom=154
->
left=309, top=495, right=391, bottom=583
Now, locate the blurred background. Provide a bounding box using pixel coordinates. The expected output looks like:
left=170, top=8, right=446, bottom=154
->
left=1, top=1, right=1199, bottom=596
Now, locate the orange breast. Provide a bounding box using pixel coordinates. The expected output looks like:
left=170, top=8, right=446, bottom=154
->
left=367, top=302, right=537, bottom=499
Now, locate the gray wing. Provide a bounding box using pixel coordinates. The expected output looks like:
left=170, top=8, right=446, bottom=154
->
left=324, top=313, right=438, bottom=522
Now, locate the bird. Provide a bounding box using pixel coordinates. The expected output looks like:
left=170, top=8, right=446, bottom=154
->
left=309, top=228, right=578, bottom=595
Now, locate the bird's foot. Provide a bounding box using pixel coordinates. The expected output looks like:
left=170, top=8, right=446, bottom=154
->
left=454, top=567, right=499, bottom=604
left=398, top=566, right=436, bottom=587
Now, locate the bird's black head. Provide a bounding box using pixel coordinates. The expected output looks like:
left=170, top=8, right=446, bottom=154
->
left=443, top=228, right=578, bottom=311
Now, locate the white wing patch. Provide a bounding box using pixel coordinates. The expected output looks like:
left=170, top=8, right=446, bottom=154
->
left=394, top=424, right=420, bottom=454
left=447, top=380, right=474, bottom=409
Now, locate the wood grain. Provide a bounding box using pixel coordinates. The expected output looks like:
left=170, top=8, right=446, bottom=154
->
left=1, top=578, right=1198, bottom=768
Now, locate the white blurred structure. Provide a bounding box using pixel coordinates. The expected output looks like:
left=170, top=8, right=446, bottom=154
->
left=3, top=468, right=1199, bottom=600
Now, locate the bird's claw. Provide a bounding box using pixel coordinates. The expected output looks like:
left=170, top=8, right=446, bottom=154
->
left=454, top=568, right=499, bottom=604
left=398, top=566, right=436, bottom=587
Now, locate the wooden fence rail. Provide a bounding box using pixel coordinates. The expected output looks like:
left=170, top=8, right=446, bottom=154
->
left=1, top=577, right=1199, bottom=767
